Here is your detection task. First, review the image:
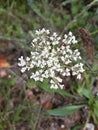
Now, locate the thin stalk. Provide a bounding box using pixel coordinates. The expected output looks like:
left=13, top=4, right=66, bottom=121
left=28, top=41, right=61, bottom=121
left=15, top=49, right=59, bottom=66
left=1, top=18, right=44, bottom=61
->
left=33, top=105, right=42, bottom=130
left=83, top=111, right=91, bottom=130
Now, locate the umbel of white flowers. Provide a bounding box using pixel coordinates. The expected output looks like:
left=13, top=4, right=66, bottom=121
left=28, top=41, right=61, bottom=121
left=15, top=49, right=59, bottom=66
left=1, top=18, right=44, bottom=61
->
left=18, top=28, right=85, bottom=89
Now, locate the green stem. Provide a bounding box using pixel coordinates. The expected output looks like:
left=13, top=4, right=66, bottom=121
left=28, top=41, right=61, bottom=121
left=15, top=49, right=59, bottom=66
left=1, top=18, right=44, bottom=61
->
left=83, top=111, right=91, bottom=130
left=91, top=30, right=98, bottom=35
left=34, top=105, right=42, bottom=130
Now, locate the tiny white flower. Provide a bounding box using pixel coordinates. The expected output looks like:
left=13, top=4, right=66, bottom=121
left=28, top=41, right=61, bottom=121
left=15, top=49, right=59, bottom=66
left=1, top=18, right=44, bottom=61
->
left=57, top=48, right=60, bottom=52
left=77, top=74, right=81, bottom=79
left=50, top=37, right=54, bottom=41
left=57, top=36, right=61, bottom=40
left=41, top=28, right=45, bottom=33
left=21, top=67, right=27, bottom=73
left=18, top=56, right=26, bottom=66
left=46, top=29, right=50, bottom=34
left=50, top=71, right=55, bottom=78
left=53, top=32, right=57, bottom=37
left=46, top=41, right=50, bottom=45
left=61, top=56, right=65, bottom=61
left=59, top=84, right=64, bottom=89
left=66, top=68, right=70, bottom=72
left=65, top=59, right=71, bottom=65
left=50, top=84, right=58, bottom=89
left=72, top=71, right=77, bottom=76
left=67, top=48, right=72, bottom=54
left=26, top=57, right=30, bottom=61
left=66, top=45, right=70, bottom=49
left=62, top=39, right=66, bottom=43
left=61, top=46, right=65, bottom=50
left=79, top=56, right=82, bottom=59
left=35, top=30, right=40, bottom=35
left=72, top=39, right=77, bottom=44
left=56, top=77, right=62, bottom=82
left=33, top=38, right=37, bottom=42
left=39, top=78, right=43, bottom=82
left=73, top=57, right=77, bottom=61
left=50, top=80, right=54, bottom=84
left=69, top=31, right=72, bottom=36
left=37, top=71, right=41, bottom=75
left=66, top=72, right=70, bottom=76
left=52, top=42, right=56, bottom=45
left=34, top=77, right=40, bottom=81
left=64, top=34, right=67, bottom=38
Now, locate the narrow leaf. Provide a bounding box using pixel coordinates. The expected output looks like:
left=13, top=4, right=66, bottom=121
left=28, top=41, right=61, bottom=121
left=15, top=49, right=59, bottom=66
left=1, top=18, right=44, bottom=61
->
left=47, top=105, right=85, bottom=116
left=82, top=88, right=93, bottom=99
left=38, top=79, right=75, bottom=98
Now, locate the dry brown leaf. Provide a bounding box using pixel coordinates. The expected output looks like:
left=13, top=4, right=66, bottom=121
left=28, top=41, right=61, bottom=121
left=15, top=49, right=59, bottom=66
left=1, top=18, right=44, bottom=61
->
left=40, top=93, right=53, bottom=109
left=0, top=55, right=10, bottom=68
left=25, top=89, right=35, bottom=100
left=42, top=100, right=52, bottom=109
left=78, top=27, right=94, bottom=63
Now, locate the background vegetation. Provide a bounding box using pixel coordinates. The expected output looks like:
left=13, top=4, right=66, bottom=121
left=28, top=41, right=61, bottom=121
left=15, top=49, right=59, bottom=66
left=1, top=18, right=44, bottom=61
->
left=0, top=0, right=98, bottom=130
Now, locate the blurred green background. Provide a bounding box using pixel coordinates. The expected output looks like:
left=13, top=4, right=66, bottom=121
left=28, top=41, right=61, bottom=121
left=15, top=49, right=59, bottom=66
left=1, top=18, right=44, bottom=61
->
left=0, top=0, right=98, bottom=48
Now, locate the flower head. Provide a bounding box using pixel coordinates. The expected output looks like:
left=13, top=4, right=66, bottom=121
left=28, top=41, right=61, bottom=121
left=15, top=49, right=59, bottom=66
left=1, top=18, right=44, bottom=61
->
left=18, top=28, right=85, bottom=89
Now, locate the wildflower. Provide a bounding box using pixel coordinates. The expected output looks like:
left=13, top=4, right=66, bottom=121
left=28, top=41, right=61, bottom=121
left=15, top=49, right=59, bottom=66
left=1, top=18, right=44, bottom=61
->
left=18, top=28, right=85, bottom=89
left=18, top=56, right=26, bottom=67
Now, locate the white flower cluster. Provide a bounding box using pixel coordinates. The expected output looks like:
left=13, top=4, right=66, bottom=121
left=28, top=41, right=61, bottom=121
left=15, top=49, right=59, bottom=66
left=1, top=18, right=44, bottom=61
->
left=18, top=28, right=85, bottom=89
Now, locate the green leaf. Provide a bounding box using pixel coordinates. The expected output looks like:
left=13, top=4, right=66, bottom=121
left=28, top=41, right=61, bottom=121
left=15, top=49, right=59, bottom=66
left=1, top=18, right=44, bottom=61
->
left=54, top=88, right=76, bottom=98
left=82, top=88, right=93, bottom=99
left=38, top=78, right=50, bottom=92
left=12, top=105, right=27, bottom=121
left=0, top=124, right=4, bottom=130
left=94, top=101, right=98, bottom=117
left=72, top=6, right=78, bottom=14
left=71, top=124, right=83, bottom=130
left=61, top=0, right=77, bottom=6
left=26, top=79, right=36, bottom=88
left=38, top=79, right=75, bottom=98
left=47, top=105, right=85, bottom=116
